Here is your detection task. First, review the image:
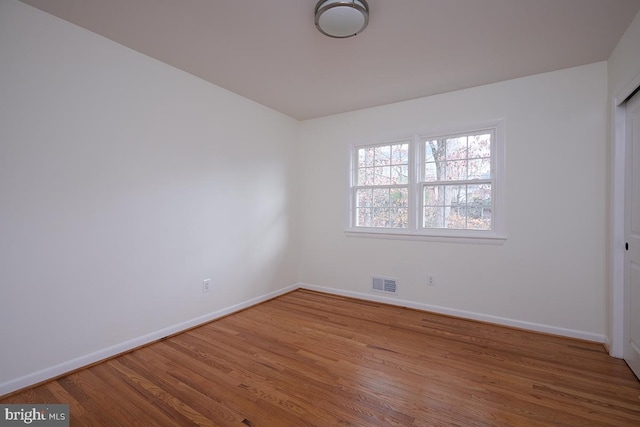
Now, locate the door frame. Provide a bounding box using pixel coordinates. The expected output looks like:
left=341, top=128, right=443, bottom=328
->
left=610, top=71, right=640, bottom=358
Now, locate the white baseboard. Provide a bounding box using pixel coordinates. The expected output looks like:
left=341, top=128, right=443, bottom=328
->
left=298, top=283, right=606, bottom=344
left=0, top=284, right=298, bottom=397
left=2, top=282, right=607, bottom=397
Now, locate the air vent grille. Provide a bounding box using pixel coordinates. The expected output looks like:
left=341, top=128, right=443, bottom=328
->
left=372, top=276, right=397, bottom=294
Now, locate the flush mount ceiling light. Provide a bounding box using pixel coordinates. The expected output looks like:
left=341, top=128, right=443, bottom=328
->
left=315, top=0, right=369, bottom=38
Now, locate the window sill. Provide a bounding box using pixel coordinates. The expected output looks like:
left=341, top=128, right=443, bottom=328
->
left=344, top=229, right=507, bottom=245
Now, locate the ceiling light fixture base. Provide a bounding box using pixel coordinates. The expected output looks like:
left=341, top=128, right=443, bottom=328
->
left=315, top=0, right=369, bottom=38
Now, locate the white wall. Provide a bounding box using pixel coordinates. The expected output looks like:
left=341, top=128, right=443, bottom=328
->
left=299, top=62, right=608, bottom=340
left=607, top=9, right=640, bottom=356
left=0, top=0, right=299, bottom=394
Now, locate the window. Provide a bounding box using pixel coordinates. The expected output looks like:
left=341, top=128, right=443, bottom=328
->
left=353, top=141, right=410, bottom=228
left=422, top=132, right=492, bottom=231
left=348, top=123, right=505, bottom=242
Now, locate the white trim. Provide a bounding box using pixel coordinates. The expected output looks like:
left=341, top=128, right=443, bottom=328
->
left=493, top=120, right=507, bottom=237
left=408, top=134, right=419, bottom=229
left=604, top=335, right=612, bottom=354
left=299, top=283, right=605, bottom=343
left=610, top=70, right=640, bottom=359
left=0, top=284, right=298, bottom=397
left=344, top=229, right=506, bottom=244
left=611, top=99, right=627, bottom=358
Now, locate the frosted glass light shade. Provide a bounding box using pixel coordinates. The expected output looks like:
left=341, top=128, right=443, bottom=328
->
left=315, top=0, right=369, bottom=38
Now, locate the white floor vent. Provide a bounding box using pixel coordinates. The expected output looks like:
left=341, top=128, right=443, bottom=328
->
left=372, top=276, right=397, bottom=294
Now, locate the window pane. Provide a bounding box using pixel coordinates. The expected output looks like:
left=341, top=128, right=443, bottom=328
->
left=425, top=139, right=447, bottom=181
left=424, top=185, right=468, bottom=207
left=372, top=207, right=389, bottom=227
left=391, top=144, right=409, bottom=165
left=358, top=168, right=366, bottom=185
left=468, top=133, right=491, bottom=159
left=356, top=208, right=372, bottom=227
left=468, top=212, right=491, bottom=230
left=390, top=207, right=408, bottom=228
left=391, top=165, right=408, bottom=184
left=423, top=185, right=443, bottom=206
left=443, top=185, right=465, bottom=229
left=445, top=136, right=467, bottom=160
left=468, top=158, right=490, bottom=180
left=358, top=167, right=375, bottom=186
left=373, top=188, right=389, bottom=206
left=358, top=148, right=366, bottom=168
left=373, top=166, right=391, bottom=185
left=445, top=206, right=467, bottom=229
left=356, top=188, right=373, bottom=208
left=425, top=140, right=443, bottom=163
left=423, top=207, right=444, bottom=228
left=389, top=188, right=408, bottom=228
left=390, top=188, right=408, bottom=208
left=374, top=145, right=391, bottom=166
left=360, top=147, right=375, bottom=167
left=444, top=185, right=465, bottom=206
left=425, top=162, right=437, bottom=181
left=467, top=184, right=491, bottom=230
left=468, top=216, right=491, bottom=230
left=444, top=160, right=467, bottom=181
left=467, top=184, right=491, bottom=204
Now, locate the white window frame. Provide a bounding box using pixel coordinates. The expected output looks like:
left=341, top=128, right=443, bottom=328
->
left=349, top=138, right=413, bottom=230
left=346, top=121, right=506, bottom=244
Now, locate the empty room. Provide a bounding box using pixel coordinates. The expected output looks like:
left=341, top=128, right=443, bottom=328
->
left=2, top=0, right=640, bottom=425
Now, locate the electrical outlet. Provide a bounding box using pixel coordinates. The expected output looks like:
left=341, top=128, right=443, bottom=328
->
left=427, top=275, right=436, bottom=286
left=203, top=278, right=211, bottom=293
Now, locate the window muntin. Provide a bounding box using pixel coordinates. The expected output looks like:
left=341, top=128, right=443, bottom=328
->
left=353, top=142, right=409, bottom=228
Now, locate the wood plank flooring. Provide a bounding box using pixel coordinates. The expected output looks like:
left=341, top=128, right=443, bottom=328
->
left=2, top=289, right=640, bottom=426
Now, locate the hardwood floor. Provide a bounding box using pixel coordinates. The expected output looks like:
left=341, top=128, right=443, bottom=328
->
left=2, top=289, right=640, bottom=426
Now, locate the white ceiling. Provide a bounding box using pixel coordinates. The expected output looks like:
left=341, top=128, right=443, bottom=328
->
left=20, top=0, right=640, bottom=120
